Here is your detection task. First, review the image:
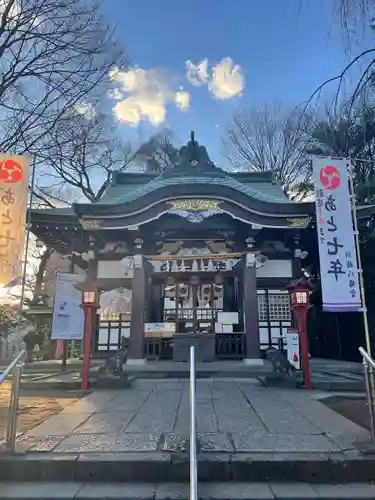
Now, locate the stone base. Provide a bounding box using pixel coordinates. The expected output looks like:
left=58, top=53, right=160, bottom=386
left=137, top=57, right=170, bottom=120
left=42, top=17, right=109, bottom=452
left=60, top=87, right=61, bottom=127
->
left=356, top=441, right=375, bottom=455
left=173, top=334, right=215, bottom=362
left=243, top=358, right=264, bottom=366
left=126, top=358, right=146, bottom=366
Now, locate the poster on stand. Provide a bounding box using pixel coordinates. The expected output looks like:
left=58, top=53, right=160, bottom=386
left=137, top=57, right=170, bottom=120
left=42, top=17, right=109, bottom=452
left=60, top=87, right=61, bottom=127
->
left=286, top=329, right=300, bottom=370
left=51, top=272, right=85, bottom=340
left=312, top=157, right=361, bottom=312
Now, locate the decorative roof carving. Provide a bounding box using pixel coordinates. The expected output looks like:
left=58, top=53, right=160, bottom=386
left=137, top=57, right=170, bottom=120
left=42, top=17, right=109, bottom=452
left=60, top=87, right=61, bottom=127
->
left=79, top=219, right=102, bottom=229
left=286, top=218, right=311, bottom=228
left=168, top=199, right=221, bottom=211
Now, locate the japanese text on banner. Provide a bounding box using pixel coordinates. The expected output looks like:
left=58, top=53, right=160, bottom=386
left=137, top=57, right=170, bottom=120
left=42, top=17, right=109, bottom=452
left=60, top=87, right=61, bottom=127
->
left=0, top=155, right=30, bottom=285
left=312, top=158, right=361, bottom=312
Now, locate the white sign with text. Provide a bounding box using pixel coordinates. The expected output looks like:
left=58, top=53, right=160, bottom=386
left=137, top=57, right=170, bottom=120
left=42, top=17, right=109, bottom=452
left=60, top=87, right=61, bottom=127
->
left=286, top=331, right=300, bottom=370
left=51, top=273, right=85, bottom=340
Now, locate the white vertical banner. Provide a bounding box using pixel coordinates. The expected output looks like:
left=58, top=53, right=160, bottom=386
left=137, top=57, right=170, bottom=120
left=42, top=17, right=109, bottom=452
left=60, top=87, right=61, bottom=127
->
left=312, top=157, right=361, bottom=312
left=0, top=155, right=30, bottom=285
left=51, top=272, right=85, bottom=340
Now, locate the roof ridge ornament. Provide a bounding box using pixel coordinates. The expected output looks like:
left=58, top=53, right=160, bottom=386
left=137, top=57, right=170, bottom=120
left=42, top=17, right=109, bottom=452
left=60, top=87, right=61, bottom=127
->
left=177, top=130, right=213, bottom=168
left=156, top=131, right=226, bottom=179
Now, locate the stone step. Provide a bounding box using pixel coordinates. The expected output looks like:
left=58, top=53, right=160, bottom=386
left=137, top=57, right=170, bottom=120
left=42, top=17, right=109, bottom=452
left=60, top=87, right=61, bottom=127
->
left=1, top=481, right=375, bottom=500
left=1, top=452, right=375, bottom=484
left=263, top=374, right=366, bottom=392
left=121, top=361, right=272, bottom=379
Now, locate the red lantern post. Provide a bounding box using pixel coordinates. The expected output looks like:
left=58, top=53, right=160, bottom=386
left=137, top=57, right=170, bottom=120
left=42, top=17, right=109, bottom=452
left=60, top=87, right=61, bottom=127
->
left=286, top=278, right=313, bottom=390
left=75, top=280, right=100, bottom=391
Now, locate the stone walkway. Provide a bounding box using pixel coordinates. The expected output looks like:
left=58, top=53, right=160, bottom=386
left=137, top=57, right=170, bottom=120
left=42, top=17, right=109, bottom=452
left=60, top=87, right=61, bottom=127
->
left=13, top=378, right=369, bottom=455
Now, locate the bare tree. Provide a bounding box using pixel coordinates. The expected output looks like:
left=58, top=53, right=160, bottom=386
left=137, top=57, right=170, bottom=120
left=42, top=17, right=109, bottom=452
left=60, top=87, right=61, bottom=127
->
left=332, top=0, right=374, bottom=45
left=222, top=102, right=312, bottom=199
left=135, top=128, right=179, bottom=173
left=36, top=112, right=135, bottom=203
left=23, top=242, right=52, bottom=305
left=0, top=0, right=125, bottom=156
left=34, top=118, right=180, bottom=205
left=300, top=1, right=375, bottom=118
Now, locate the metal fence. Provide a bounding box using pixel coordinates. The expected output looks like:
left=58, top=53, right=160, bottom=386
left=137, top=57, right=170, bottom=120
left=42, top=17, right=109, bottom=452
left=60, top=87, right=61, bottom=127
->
left=359, top=346, right=375, bottom=441
left=0, top=349, right=26, bottom=452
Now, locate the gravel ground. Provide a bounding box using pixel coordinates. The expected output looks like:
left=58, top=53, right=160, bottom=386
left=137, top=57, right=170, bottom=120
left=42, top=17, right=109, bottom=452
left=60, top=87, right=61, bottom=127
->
left=322, top=396, right=370, bottom=431
left=0, top=383, right=82, bottom=440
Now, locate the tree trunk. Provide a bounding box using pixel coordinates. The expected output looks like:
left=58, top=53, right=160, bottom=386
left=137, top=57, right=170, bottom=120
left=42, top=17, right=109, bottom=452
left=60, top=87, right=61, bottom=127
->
left=33, top=247, right=53, bottom=305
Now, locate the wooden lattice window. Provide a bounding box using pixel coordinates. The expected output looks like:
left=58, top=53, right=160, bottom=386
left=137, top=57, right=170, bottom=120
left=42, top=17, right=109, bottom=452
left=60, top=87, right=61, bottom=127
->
left=257, top=294, right=268, bottom=321
left=257, top=292, right=291, bottom=322
left=267, top=294, right=291, bottom=321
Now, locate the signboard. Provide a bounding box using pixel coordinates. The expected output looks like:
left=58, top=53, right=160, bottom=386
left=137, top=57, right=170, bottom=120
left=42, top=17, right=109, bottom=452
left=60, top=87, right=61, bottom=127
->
left=286, top=329, right=300, bottom=370
left=312, top=157, right=361, bottom=312
left=144, top=323, right=175, bottom=333
left=217, top=312, right=239, bottom=325
left=51, top=273, right=85, bottom=340
left=0, top=155, right=30, bottom=285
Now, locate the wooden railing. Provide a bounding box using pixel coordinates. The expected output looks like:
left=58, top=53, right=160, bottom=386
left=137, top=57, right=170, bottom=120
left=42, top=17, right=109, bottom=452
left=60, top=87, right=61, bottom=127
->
left=145, top=333, right=245, bottom=360
left=215, top=333, right=245, bottom=359
left=145, top=337, right=173, bottom=359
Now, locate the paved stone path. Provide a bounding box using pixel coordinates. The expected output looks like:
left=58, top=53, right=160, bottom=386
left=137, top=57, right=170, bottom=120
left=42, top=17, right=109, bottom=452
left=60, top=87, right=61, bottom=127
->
left=12, top=378, right=370, bottom=455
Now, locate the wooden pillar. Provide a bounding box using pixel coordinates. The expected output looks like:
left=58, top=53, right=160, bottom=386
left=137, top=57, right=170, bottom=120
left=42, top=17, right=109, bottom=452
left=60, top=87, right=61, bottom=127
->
left=243, top=253, right=262, bottom=363
left=292, top=234, right=303, bottom=279
left=291, top=236, right=303, bottom=331
left=127, top=255, right=146, bottom=363
left=83, top=253, right=98, bottom=357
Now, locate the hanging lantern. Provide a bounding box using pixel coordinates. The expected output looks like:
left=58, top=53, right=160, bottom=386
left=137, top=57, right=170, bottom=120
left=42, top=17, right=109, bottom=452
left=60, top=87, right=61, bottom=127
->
left=179, top=283, right=188, bottom=298
left=190, top=275, right=200, bottom=286
left=214, top=274, right=224, bottom=285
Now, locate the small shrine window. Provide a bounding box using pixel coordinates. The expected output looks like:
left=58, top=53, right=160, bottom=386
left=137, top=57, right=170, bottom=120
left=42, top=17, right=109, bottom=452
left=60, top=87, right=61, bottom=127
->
left=257, top=292, right=291, bottom=322
left=257, top=294, right=268, bottom=321
left=268, top=294, right=291, bottom=321
left=99, top=288, right=132, bottom=322
left=100, top=310, right=131, bottom=321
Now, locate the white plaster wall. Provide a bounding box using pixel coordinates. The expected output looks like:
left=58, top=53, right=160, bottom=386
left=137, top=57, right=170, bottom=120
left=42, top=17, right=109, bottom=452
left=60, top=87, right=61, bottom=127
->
left=97, top=260, right=134, bottom=279
left=256, top=259, right=292, bottom=278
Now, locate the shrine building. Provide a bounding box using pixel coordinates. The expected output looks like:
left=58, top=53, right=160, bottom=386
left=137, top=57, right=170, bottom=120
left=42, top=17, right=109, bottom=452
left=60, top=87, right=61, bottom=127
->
left=30, top=134, right=374, bottom=364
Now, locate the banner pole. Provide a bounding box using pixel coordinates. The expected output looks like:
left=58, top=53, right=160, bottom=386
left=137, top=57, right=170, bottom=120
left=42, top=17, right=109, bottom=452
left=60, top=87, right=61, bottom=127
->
left=348, top=161, right=375, bottom=406
left=348, top=162, right=372, bottom=355
left=16, top=155, right=37, bottom=355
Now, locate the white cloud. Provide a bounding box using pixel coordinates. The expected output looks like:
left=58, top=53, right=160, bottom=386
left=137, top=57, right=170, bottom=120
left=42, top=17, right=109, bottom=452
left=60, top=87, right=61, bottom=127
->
left=210, top=57, right=244, bottom=99
left=185, top=59, right=209, bottom=86
left=185, top=57, right=244, bottom=100
left=109, top=66, right=190, bottom=126
left=107, top=88, right=124, bottom=101
left=174, top=90, right=190, bottom=111
left=0, top=0, right=21, bottom=19
left=73, top=102, right=96, bottom=120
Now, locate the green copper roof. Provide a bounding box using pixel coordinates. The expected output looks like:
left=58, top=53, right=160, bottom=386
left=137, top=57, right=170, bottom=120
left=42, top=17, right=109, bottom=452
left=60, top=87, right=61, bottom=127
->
left=31, top=206, right=75, bottom=216
left=96, top=134, right=295, bottom=207
left=98, top=174, right=293, bottom=206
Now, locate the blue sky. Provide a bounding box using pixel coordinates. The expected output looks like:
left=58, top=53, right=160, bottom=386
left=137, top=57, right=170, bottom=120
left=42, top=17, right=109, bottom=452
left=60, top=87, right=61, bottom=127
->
left=102, top=0, right=374, bottom=164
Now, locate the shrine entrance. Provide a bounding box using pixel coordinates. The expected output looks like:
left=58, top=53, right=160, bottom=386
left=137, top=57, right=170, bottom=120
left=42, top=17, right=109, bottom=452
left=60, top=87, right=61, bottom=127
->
left=163, top=281, right=224, bottom=335
left=146, top=267, right=245, bottom=360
